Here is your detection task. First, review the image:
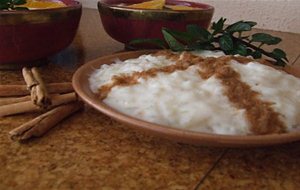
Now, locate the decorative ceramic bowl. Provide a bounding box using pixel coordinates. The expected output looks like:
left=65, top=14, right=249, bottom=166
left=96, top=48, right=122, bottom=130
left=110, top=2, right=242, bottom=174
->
left=98, top=0, right=214, bottom=46
left=0, top=0, right=82, bottom=69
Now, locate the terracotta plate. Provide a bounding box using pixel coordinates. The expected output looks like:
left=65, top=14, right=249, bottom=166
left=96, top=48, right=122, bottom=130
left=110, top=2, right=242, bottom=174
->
left=72, top=50, right=300, bottom=147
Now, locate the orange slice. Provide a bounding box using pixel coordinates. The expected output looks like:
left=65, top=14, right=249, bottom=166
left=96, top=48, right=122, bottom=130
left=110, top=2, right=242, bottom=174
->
left=164, top=5, right=203, bottom=11
left=127, top=0, right=165, bottom=10
left=22, top=0, right=66, bottom=9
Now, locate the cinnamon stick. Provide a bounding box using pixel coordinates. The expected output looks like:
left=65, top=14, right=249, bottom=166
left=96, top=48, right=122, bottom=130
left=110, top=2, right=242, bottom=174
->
left=9, top=102, right=83, bottom=141
left=0, top=95, right=31, bottom=106
left=30, top=68, right=51, bottom=108
left=22, top=67, right=52, bottom=108
left=22, top=67, right=38, bottom=89
left=0, top=83, right=73, bottom=97
left=0, top=92, right=77, bottom=117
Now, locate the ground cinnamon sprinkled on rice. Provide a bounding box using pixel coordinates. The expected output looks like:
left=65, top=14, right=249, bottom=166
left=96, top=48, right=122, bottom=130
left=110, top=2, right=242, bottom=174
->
left=98, top=51, right=204, bottom=99
left=198, top=55, right=286, bottom=134
left=98, top=50, right=287, bottom=135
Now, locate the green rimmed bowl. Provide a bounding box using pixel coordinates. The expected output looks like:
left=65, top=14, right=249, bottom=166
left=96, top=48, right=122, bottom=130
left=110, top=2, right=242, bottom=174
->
left=98, top=0, right=214, bottom=46
left=0, top=0, right=81, bottom=69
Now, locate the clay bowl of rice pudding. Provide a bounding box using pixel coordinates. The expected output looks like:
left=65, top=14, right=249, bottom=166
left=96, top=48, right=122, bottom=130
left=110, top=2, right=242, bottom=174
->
left=73, top=50, right=300, bottom=147
left=97, top=0, right=214, bottom=47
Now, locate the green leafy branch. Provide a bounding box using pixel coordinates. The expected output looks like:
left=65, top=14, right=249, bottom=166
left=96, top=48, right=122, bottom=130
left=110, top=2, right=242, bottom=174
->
left=130, top=18, right=288, bottom=66
left=0, top=0, right=28, bottom=10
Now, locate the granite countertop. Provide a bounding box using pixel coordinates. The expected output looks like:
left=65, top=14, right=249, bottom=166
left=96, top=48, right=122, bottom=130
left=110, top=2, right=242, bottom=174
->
left=0, top=8, right=300, bottom=190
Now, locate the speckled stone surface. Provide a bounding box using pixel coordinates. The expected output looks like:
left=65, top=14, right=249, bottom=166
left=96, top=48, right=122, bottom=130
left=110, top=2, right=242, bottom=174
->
left=0, top=8, right=299, bottom=190
left=198, top=143, right=300, bottom=190
left=0, top=107, right=225, bottom=190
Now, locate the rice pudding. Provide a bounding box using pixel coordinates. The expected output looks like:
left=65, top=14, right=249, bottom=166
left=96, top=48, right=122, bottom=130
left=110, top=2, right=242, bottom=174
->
left=89, top=50, right=300, bottom=135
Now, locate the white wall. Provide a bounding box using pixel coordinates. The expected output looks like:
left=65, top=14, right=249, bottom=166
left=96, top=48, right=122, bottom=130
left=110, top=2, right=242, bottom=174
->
left=80, top=0, right=300, bottom=33
left=198, top=0, right=300, bottom=33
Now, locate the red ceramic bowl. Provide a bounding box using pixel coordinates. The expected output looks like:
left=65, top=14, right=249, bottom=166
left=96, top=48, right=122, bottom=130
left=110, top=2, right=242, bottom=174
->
left=0, top=0, right=82, bottom=69
left=98, top=0, right=214, bottom=46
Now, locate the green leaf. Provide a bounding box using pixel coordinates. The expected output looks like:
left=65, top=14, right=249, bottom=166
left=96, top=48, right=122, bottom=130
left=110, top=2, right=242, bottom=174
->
left=162, top=28, right=193, bottom=44
left=252, top=51, right=262, bottom=59
left=225, top=21, right=252, bottom=33
left=129, top=38, right=166, bottom=49
left=162, top=29, right=185, bottom=51
left=186, top=25, right=212, bottom=43
left=251, top=33, right=282, bottom=45
left=272, top=48, right=288, bottom=61
left=188, top=42, right=215, bottom=51
left=211, top=17, right=226, bottom=34
left=12, top=0, right=26, bottom=5
left=219, top=34, right=234, bottom=51
left=234, top=44, right=248, bottom=56
left=244, top=21, right=257, bottom=27
left=246, top=48, right=253, bottom=55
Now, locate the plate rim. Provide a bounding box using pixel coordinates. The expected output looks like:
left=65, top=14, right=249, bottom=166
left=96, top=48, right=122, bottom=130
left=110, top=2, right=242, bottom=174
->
left=72, top=50, right=300, bottom=147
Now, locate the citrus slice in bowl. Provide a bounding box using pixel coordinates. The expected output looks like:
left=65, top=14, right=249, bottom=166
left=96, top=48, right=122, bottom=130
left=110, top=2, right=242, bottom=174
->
left=127, top=0, right=165, bottom=10
left=22, top=0, right=66, bottom=9
left=164, top=5, right=203, bottom=11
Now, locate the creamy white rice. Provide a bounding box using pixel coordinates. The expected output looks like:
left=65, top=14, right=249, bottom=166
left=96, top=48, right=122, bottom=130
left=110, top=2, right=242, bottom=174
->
left=89, top=51, right=300, bottom=135
left=229, top=60, right=300, bottom=132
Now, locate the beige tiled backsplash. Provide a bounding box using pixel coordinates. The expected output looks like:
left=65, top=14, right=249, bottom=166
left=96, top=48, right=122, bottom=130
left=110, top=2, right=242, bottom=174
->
left=79, top=0, right=300, bottom=33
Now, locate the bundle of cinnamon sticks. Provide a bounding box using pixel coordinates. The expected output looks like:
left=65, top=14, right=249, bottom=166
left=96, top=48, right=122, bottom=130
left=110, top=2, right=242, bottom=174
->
left=0, top=67, right=83, bottom=142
